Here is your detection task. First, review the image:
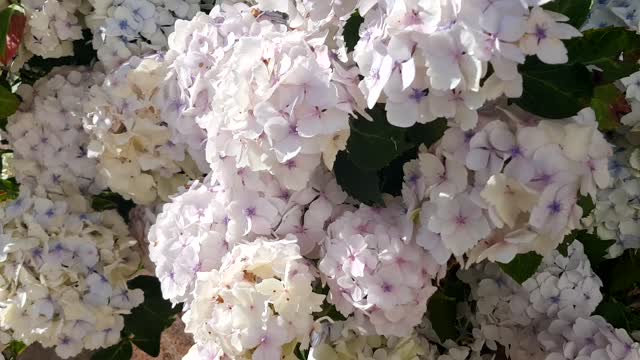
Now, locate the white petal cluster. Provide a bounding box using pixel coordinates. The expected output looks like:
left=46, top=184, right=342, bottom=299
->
left=158, top=5, right=253, bottom=171
left=6, top=68, right=105, bottom=195
left=405, top=107, right=612, bottom=265
left=86, top=0, right=199, bottom=69
left=21, top=0, right=86, bottom=58
left=83, top=54, right=206, bottom=205
left=149, top=163, right=348, bottom=306
left=353, top=0, right=582, bottom=129
left=183, top=238, right=325, bottom=359
left=620, top=71, right=640, bottom=132
left=319, top=203, right=443, bottom=337
left=460, top=241, right=604, bottom=360
left=523, top=241, right=603, bottom=323
left=148, top=179, right=230, bottom=306
left=539, top=316, right=640, bottom=360
left=592, top=134, right=640, bottom=258
left=583, top=0, right=640, bottom=30
left=191, top=3, right=357, bottom=190
left=309, top=323, right=435, bottom=360
left=0, top=187, right=143, bottom=358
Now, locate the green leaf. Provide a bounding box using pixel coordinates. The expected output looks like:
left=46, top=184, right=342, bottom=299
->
left=498, top=252, right=543, bottom=284
left=343, top=12, right=363, bottom=52
left=294, top=343, right=309, bottom=360
left=124, top=276, right=182, bottom=357
left=19, top=29, right=97, bottom=85
left=608, top=251, right=640, bottom=293
left=427, top=290, right=459, bottom=342
left=312, top=301, right=347, bottom=322
left=543, top=0, right=593, bottom=28
left=427, top=268, right=469, bottom=342
left=557, top=229, right=581, bottom=257
left=2, top=341, right=27, bottom=360
left=91, top=341, right=133, bottom=360
left=0, top=4, right=24, bottom=57
left=0, top=85, right=19, bottom=118
left=515, top=60, right=593, bottom=119
left=574, top=230, right=615, bottom=266
left=91, top=191, right=135, bottom=220
left=0, top=178, right=19, bottom=203
left=346, top=109, right=413, bottom=171
left=591, top=84, right=627, bottom=130
left=566, top=27, right=640, bottom=82
left=406, top=118, right=448, bottom=147
left=334, top=151, right=383, bottom=206
left=577, top=195, right=595, bottom=217
left=595, top=297, right=640, bottom=332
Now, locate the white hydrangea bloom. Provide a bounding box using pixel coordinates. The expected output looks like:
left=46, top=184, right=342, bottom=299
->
left=149, top=159, right=349, bottom=306
left=460, top=241, right=604, bottom=360
left=21, top=0, right=86, bottom=58
left=85, top=0, right=200, bottom=69
left=319, top=203, right=444, bottom=337
left=352, top=0, right=582, bottom=129
left=583, top=0, right=640, bottom=30
left=539, top=315, right=640, bottom=360
left=161, top=2, right=359, bottom=191
left=84, top=54, right=206, bottom=205
left=308, top=321, right=435, bottom=360
left=6, top=67, right=105, bottom=195
left=405, top=107, right=612, bottom=265
left=523, top=241, right=603, bottom=323
left=0, top=187, right=143, bottom=358
left=183, top=238, right=324, bottom=359
left=209, top=27, right=354, bottom=188
left=591, top=133, right=640, bottom=258
left=148, top=179, right=231, bottom=306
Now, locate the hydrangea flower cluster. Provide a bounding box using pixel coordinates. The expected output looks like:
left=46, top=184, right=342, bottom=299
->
left=620, top=71, right=640, bottom=132
left=21, top=0, right=86, bottom=58
left=86, top=0, right=199, bottom=69
left=459, top=241, right=606, bottom=359
left=6, top=68, right=105, bottom=195
left=0, top=187, right=143, bottom=358
left=404, top=107, right=612, bottom=266
left=3, top=0, right=640, bottom=358
left=309, top=322, right=435, bottom=360
left=319, top=203, right=443, bottom=337
left=84, top=54, right=206, bottom=205
left=149, top=164, right=349, bottom=306
left=167, top=1, right=361, bottom=190
left=183, top=239, right=325, bottom=359
left=591, top=133, right=640, bottom=258
left=539, top=315, right=640, bottom=360
left=352, top=0, right=582, bottom=129
left=583, top=0, right=640, bottom=30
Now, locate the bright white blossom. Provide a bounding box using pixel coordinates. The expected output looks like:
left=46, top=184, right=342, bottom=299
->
left=405, top=106, right=611, bottom=266
left=191, top=2, right=359, bottom=191
left=183, top=238, right=324, bottom=359
left=149, top=162, right=348, bottom=304
left=353, top=0, right=581, bottom=129
left=84, top=54, right=206, bottom=205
